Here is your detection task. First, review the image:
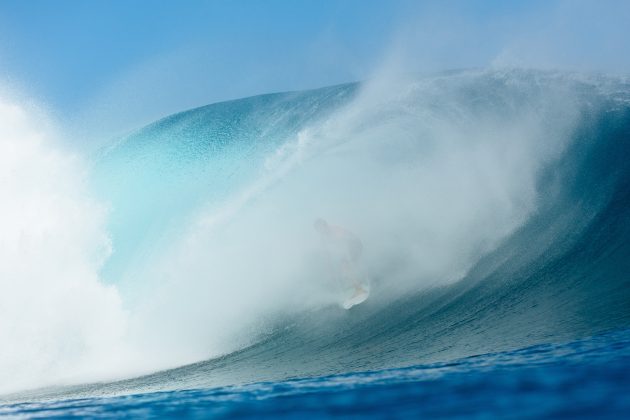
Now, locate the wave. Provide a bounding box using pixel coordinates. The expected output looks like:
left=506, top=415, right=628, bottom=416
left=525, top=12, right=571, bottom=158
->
left=2, top=69, right=630, bottom=399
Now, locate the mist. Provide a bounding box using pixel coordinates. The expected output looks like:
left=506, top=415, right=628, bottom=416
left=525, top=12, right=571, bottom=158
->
left=0, top=98, right=132, bottom=393
left=123, top=69, right=584, bottom=370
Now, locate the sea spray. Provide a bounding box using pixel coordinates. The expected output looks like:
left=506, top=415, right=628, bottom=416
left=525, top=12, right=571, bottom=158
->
left=0, top=98, right=131, bottom=393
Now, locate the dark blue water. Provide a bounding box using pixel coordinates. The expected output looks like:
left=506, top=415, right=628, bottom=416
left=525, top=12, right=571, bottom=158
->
left=2, top=328, right=629, bottom=418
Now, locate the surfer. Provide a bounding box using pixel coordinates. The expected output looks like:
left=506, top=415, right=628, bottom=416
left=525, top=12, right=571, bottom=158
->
left=314, top=218, right=368, bottom=301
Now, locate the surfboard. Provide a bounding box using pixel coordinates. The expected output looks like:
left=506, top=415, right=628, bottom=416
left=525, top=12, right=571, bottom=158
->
left=342, top=287, right=370, bottom=309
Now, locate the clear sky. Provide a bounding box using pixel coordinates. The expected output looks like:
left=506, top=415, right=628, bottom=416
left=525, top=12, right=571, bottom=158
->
left=0, top=0, right=628, bottom=138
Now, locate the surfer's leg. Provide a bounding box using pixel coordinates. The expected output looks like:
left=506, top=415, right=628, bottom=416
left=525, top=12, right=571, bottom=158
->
left=341, top=259, right=366, bottom=295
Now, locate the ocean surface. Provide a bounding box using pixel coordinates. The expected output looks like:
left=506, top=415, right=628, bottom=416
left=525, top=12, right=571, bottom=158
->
left=2, top=329, right=630, bottom=418
left=1, top=69, right=629, bottom=417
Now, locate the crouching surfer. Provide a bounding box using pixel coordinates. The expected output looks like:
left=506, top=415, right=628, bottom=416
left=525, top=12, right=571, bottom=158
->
left=314, top=218, right=369, bottom=308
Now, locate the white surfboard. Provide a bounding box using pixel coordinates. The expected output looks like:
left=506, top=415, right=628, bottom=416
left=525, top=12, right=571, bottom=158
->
left=342, top=287, right=370, bottom=309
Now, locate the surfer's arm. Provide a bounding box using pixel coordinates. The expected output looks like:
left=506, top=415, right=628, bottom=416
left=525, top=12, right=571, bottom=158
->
left=327, top=225, right=362, bottom=264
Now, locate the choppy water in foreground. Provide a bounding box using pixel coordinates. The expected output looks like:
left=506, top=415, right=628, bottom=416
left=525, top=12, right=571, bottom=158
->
left=3, top=328, right=629, bottom=418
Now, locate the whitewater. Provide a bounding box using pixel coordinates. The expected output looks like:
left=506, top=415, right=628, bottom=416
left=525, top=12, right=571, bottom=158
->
left=1, top=69, right=629, bottom=416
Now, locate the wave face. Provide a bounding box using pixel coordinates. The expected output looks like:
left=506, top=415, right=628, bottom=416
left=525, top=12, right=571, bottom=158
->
left=2, top=69, right=630, bottom=400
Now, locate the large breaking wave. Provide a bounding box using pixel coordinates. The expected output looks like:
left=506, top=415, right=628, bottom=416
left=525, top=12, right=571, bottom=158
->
left=1, top=69, right=630, bottom=399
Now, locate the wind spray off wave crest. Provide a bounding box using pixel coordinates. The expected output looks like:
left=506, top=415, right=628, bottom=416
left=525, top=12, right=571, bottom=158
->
left=272, top=71, right=581, bottom=292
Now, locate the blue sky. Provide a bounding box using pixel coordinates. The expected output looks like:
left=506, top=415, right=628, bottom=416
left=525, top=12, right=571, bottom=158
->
left=0, top=0, right=628, bottom=138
